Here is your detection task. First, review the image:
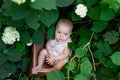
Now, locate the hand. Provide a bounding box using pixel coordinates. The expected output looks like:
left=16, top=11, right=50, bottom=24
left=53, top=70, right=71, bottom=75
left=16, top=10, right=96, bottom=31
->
left=46, top=55, right=56, bottom=65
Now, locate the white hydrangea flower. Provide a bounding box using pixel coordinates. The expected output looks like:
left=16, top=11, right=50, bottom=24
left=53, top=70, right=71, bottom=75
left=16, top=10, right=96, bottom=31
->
left=31, top=0, right=36, bottom=3
left=26, top=40, right=33, bottom=46
left=11, top=0, right=26, bottom=5
left=26, top=42, right=32, bottom=46
left=2, top=27, right=20, bottom=45
left=75, top=4, right=88, bottom=18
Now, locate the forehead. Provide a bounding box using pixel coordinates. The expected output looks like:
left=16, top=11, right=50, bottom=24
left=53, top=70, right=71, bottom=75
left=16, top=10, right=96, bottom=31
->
left=56, top=23, right=71, bottom=32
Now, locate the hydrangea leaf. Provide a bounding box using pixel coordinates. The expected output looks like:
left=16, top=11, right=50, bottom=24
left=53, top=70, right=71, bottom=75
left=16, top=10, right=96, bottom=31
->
left=97, top=41, right=111, bottom=55
left=110, top=51, right=120, bottom=66
left=7, top=48, right=22, bottom=62
left=91, top=21, right=108, bottom=33
left=47, top=26, right=55, bottom=39
left=79, top=27, right=92, bottom=39
left=39, top=10, right=59, bottom=27
left=10, top=3, right=31, bottom=20
left=0, top=53, right=7, bottom=66
left=0, top=62, right=16, bottom=78
left=25, top=11, right=40, bottom=31
left=74, top=74, right=88, bottom=80
left=20, top=31, right=31, bottom=44
left=32, top=29, right=44, bottom=45
left=80, top=61, right=92, bottom=75
left=88, top=4, right=115, bottom=21
left=0, top=38, right=7, bottom=51
left=71, top=10, right=82, bottom=21
left=103, top=30, right=119, bottom=44
left=75, top=47, right=88, bottom=58
left=100, top=4, right=115, bottom=21
left=83, top=0, right=97, bottom=6
left=29, top=0, right=56, bottom=10
left=88, top=5, right=101, bottom=20
left=66, top=61, right=75, bottom=71
left=21, top=58, right=30, bottom=72
left=101, top=0, right=120, bottom=12
left=47, top=70, right=65, bottom=80
left=0, top=13, right=2, bottom=29
left=56, top=0, right=74, bottom=7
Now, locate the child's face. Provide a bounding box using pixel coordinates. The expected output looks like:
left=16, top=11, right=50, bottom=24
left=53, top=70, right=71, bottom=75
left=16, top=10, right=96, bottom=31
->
left=55, top=24, right=71, bottom=42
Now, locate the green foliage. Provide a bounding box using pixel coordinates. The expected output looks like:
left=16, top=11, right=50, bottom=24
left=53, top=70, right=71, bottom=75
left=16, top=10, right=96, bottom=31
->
left=47, top=70, right=65, bottom=80
left=110, top=51, right=120, bottom=66
left=0, top=0, right=120, bottom=80
left=56, top=0, right=74, bottom=7
left=39, top=10, right=59, bottom=27
left=29, top=0, right=57, bottom=10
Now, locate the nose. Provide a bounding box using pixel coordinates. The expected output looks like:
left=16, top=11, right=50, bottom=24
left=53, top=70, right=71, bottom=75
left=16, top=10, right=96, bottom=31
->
left=60, top=34, right=63, bottom=38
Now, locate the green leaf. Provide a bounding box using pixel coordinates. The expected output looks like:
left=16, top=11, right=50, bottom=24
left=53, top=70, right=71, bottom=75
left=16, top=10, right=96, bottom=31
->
left=71, top=10, right=82, bottom=21
left=18, top=76, right=29, bottom=80
left=20, top=31, right=31, bottom=44
left=25, top=11, right=40, bottom=31
left=15, top=43, right=25, bottom=52
left=91, top=21, right=108, bottom=33
left=93, top=50, right=103, bottom=59
left=10, top=3, right=31, bottom=20
left=0, top=53, right=7, bottom=66
left=47, top=70, right=65, bottom=80
left=88, top=4, right=115, bottom=21
left=39, top=10, right=59, bottom=27
left=80, top=61, right=92, bottom=75
left=83, top=0, right=98, bottom=6
left=5, top=18, right=25, bottom=28
left=79, top=27, right=92, bottom=39
left=101, top=0, right=120, bottom=12
left=56, top=0, right=74, bottom=7
left=97, top=41, right=111, bottom=55
left=47, top=26, right=55, bottom=39
left=0, top=13, right=2, bottom=29
left=66, top=61, right=75, bottom=71
left=7, top=48, right=22, bottom=62
left=68, top=42, right=77, bottom=50
left=77, top=38, right=89, bottom=47
left=103, top=30, right=119, bottom=44
left=29, top=0, right=57, bottom=10
left=0, top=62, right=16, bottom=78
left=100, top=4, right=115, bottom=21
left=88, top=5, right=101, bottom=20
left=21, top=58, right=30, bottom=72
left=110, top=51, right=120, bottom=66
left=32, top=29, right=44, bottom=45
left=75, top=47, right=88, bottom=58
left=0, top=38, right=7, bottom=51
left=74, top=74, right=88, bottom=80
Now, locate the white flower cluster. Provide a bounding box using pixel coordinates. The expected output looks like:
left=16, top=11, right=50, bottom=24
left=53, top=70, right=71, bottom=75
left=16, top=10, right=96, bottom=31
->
left=2, top=27, right=20, bottom=45
left=11, top=0, right=36, bottom=5
left=26, top=39, right=33, bottom=46
left=75, top=4, right=88, bottom=18
left=11, top=0, right=26, bottom=5
left=31, top=0, right=36, bottom=3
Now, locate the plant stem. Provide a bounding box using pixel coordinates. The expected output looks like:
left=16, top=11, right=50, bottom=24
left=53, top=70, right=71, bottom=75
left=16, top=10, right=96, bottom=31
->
left=67, top=70, right=70, bottom=80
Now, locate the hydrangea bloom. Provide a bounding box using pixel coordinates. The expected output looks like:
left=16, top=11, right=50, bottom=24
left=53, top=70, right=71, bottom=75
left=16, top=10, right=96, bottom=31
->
left=2, top=27, right=20, bottom=45
left=31, top=0, right=36, bottom=2
left=75, top=4, right=88, bottom=18
left=26, top=40, right=33, bottom=46
left=11, top=0, right=26, bottom=5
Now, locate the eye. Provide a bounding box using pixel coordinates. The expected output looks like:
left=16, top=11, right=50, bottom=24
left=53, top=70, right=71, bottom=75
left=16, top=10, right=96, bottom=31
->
left=58, top=31, right=61, bottom=33
left=65, top=33, right=68, bottom=36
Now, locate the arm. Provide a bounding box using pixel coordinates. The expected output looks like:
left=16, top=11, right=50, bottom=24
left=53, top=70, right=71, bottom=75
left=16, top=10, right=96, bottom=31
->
left=46, top=40, right=52, bottom=55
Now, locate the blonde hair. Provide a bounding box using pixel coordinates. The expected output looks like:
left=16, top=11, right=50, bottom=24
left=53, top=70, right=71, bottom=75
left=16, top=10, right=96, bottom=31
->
left=56, top=18, right=73, bottom=32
